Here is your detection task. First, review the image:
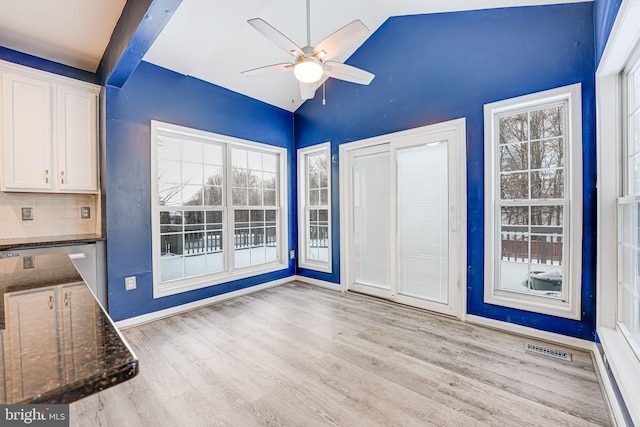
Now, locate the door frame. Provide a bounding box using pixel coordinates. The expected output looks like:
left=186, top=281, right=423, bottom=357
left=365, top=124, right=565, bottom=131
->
left=339, top=118, right=467, bottom=319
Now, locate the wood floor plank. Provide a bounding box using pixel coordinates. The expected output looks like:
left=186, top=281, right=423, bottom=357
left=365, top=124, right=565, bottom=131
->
left=70, top=283, right=611, bottom=426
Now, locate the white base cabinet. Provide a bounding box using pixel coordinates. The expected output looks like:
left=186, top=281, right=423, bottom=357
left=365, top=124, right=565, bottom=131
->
left=0, top=60, right=99, bottom=193
left=3, top=282, right=102, bottom=402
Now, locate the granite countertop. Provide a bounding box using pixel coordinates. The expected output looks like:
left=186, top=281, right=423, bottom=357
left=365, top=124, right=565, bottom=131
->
left=0, top=253, right=138, bottom=404
left=0, top=234, right=104, bottom=251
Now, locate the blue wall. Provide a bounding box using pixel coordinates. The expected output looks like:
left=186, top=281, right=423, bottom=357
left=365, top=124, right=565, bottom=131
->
left=105, top=62, right=295, bottom=321
left=594, top=0, right=623, bottom=66
left=0, top=46, right=97, bottom=84
left=295, top=3, right=597, bottom=340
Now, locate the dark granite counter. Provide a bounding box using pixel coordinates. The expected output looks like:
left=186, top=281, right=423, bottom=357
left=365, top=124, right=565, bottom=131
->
left=0, top=234, right=104, bottom=251
left=0, top=253, right=138, bottom=404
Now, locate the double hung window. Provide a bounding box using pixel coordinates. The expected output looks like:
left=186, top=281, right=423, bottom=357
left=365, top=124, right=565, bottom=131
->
left=151, top=121, right=288, bottom=297
left=618, top=54, right=640, bottom=356
left=297, top=144, right=331, bottom=272
left=484, top=84, right=582, bottom=319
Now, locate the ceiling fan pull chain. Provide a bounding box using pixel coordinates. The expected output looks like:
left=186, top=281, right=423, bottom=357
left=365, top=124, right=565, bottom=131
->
left=322, top=80, right=326, bottom=105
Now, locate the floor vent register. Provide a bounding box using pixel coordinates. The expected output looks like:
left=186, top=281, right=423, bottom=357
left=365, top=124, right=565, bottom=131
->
left=524, top=342, right=572, bottom=361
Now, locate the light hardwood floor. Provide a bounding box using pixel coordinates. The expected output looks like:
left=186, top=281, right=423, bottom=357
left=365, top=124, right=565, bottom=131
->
left=70, top=282, right=611, bottom=426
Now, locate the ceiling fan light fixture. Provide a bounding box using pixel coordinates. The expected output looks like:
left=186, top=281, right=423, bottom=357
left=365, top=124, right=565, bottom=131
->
left=294, top=57, right=323, bottom=83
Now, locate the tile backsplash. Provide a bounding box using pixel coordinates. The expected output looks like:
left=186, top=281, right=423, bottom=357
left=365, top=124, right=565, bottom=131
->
left=0, top=192, right=98, bottom=239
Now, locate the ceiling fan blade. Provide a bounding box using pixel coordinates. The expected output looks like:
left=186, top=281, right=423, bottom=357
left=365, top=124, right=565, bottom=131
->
left=248, top=18, right=304, bottom=57
left=324, top=61, right=374, bottom=85
left=313, top=20, right=369, bottom=61
left=299, top=80, right=321, bottom=100
left=241, top=63, right=294, bottom=77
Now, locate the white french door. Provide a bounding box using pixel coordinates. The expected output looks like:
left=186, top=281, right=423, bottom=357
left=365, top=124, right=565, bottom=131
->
left=340, top=119, right=466, bottom=318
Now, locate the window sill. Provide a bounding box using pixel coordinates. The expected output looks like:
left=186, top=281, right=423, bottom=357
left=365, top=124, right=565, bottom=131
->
left=598, top=326, right=640, bottom=424
left=153, top=261, right=289, bottom=298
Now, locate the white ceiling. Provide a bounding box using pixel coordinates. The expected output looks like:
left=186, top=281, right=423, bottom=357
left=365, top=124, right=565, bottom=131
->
left=0, top=0, right=127, bottom=72
left=0, top=0, right=589, bottom=111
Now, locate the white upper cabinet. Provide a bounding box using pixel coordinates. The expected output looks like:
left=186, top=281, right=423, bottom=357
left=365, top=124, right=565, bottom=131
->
left=0, top=61, right=100, bottom=193
left=57, top=85, right=98, bottom=192
left=2, top=72, right=54, bottom=191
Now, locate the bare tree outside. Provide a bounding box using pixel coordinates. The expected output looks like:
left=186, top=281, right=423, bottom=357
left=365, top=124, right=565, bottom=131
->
left=498, top=104, right=566, bottom=293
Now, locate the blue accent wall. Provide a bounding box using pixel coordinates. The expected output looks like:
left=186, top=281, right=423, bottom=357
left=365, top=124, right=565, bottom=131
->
left=105, top=61, right=295, bottom=321
left=295, top=3, right=597, bottom=340
left=0, top=46, right=97, bottom=84
left=594, top=0, right=623, bottom=66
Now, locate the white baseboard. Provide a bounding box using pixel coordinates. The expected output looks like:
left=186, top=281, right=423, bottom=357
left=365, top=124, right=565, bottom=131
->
left=293, top=275, right=341, bottom=291
left=115, top=277, right=292, bottom=329
left=465, top=314, right=593, bottom=351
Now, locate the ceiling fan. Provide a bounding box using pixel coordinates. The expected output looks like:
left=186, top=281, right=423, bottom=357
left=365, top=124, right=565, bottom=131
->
left=241, top=0, right=375, bottom=101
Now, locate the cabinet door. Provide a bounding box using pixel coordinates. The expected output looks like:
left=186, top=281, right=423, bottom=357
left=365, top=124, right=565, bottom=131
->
left=60, top=283, right=101, bottom=383
left=57, top=85, right=98, bottom=192
left=2, top=72, right=54, bottom=191
left=4, top=288, right=62, bottom=401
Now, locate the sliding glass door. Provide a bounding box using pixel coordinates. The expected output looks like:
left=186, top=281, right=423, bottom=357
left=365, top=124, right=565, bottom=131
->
left=341, top=120, right=465, bottom=317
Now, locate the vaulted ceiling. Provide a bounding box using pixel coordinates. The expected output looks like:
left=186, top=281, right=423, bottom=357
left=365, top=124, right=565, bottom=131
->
left=0, top=0, right=589, bottom=112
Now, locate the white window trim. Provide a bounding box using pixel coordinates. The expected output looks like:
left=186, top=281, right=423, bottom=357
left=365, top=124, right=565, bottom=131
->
left=297, top=143, right=332, bottom=273
left=150, top=120, right=289, bottom=299
left=483, top=83, right=583, bottom=320
left=596, top=0, right=640, bottom=423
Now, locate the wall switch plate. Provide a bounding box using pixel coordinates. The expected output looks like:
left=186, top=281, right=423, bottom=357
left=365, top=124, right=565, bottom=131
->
left=125, top=276, right=137, bottom=291
left=290, top=250, right=296, bottom=259
left=80, top=207, right=91, bottom=219
left=23, top=256, right=35, bottom=269
left=21, top=207, right=34, bottom=220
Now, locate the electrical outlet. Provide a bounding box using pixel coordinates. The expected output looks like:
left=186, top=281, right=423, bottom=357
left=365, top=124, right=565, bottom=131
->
left=80, top=207, right=91, bottom=219
left=21, top=207, right=34, bottom=221
left=23, top=256, right=35, bottom=269
left=289, top=250, right=296, bottom=259
left=125, top=276, right=137, bottom=291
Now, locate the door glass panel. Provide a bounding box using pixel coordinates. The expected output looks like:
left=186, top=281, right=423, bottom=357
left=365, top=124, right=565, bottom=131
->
left=397, top=143, right=448, bottom=303
left=353, top=152, right=390, bottom=289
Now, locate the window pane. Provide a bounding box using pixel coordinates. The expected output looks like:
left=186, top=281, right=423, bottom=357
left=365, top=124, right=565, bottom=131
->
left=248, top=151, right=262, bottom=170
left=500, top=143, right=528, bottom=172
left=182, top=185, right=203, bottom=206
left=499, top=114, right=528, bottom=144
left=263, top=154, right=277, bottom=172
left=159, top=184, right=182, bottom=206
left=203, top=144, right=223, bottom=165
left=157, top=136, right=181, bottom=161
left=185, top=254, right=206, bottom=277
left=161, top=256, right=183, bottom=282
left=530, top=106, right=563, bottom=140
left=160, top=232, right=183, bottom=256
left=263, top=172, right=276, bottom=189
left=204, top=186, right=223, bottom=206
left=618, top=201, right=640, bottom=352
left=232, top=188, right=248, bottom=206
left=182, top=162, right=203, bottom=186
left=182, top=140, right=203, bottom=163
left=160, top=211, right=183, bottom=233
left=158, top=160, right=181, bottom=184
left=264, top=190, right=277, bottom=206
left=531, top=169, right=564, bottom=199
left=500, top=172, right=529, bottom=199
left=531, top=138, right=564, bottom=169
left=204, top=165, right=223, bottom=186
left=499, top=233, right=529, bottom=292
left=249, top=189, right=262, bottom=206
left=309, top=189, right=320, bottom=206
